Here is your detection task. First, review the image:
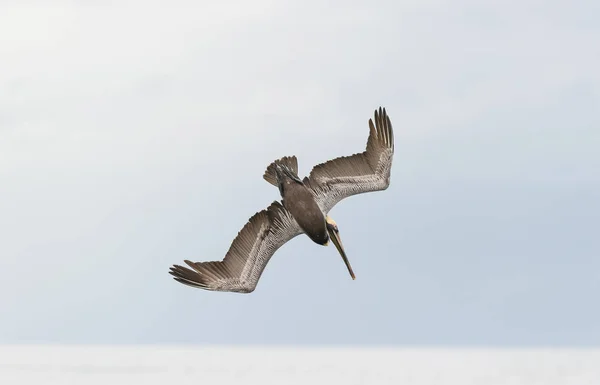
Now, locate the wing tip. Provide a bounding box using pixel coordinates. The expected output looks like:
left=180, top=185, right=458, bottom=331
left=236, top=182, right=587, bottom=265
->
left=372, top=106, right=393, bottom=150
left=169, top=263, right=211, bottom=289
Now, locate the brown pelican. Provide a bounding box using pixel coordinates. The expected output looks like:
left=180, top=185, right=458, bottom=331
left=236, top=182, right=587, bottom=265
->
left=169, top=107, right=394, bottom=293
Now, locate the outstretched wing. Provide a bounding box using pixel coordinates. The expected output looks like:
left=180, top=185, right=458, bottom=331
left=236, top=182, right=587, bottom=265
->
left=304, top=107, right=395, bottom=214
left=169, top=201, right=303, bottom=293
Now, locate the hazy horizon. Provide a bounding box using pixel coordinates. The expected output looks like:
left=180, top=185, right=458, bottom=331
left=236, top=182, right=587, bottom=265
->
left=1, top=346, right=599, bottom=384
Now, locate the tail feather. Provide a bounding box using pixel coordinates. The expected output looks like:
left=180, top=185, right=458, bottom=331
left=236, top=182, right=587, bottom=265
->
left=263, top=156, right=298, bottom=186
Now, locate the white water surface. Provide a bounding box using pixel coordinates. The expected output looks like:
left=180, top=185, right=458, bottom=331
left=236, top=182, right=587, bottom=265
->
left=0, top=346, right=598, bottom=384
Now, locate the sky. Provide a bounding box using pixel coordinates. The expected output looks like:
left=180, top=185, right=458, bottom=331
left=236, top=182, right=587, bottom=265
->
left=1, top=0, right=599, bottom=346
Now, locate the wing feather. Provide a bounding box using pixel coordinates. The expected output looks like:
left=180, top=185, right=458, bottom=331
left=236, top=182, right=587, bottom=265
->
left=304, top=107, right=395, bottom=213
left=169, top=201, right=303, bottom=293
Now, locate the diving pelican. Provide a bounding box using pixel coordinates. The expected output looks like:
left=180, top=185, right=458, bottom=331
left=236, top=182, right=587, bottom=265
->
left=169, top=107, right=394, bottom=293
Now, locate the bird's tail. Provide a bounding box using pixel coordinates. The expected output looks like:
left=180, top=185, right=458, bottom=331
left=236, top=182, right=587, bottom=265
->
left=263, top=155, right=298, bottom=186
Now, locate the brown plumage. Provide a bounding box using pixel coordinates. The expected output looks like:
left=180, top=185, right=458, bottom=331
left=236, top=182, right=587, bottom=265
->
left=271, top=161, right=329, bottom=245
left=170, top=201, right=302, bottom=293
left=169, top=107, right=394, bottom=293
left=263, top=155, right=298, bottom=187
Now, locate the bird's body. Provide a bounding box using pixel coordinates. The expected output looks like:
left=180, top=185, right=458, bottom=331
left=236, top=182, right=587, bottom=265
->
left=169, top=107, right=395, bottom=293
left=282, top=181, right=328, bottom=245
left=269, top=160, right=328, bottom=246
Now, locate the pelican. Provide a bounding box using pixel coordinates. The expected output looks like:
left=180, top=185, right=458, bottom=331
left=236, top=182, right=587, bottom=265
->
left=169, top=107, right=394, bottom=293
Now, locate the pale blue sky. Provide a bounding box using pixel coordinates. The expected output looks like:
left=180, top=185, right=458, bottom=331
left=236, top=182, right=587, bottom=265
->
left=1, top=0, right=598, bottom=345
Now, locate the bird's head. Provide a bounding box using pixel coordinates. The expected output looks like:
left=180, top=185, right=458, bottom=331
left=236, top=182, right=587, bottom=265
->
left=325, top=215, right=355, bottom=280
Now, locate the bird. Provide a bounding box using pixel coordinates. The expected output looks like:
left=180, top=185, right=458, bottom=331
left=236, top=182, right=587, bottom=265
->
left=169, top=107, right=395, bottom=293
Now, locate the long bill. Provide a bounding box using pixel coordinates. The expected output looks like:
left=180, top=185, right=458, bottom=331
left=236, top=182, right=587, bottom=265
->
left=326, top=223, right=356, bottom=280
